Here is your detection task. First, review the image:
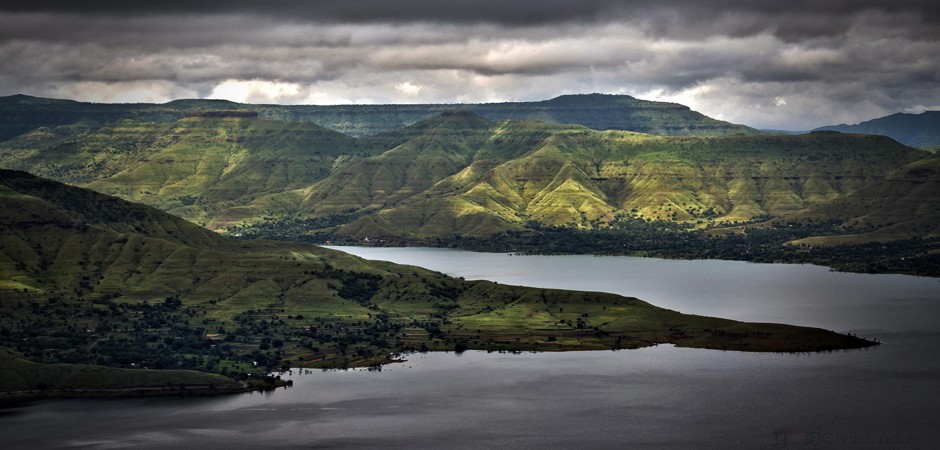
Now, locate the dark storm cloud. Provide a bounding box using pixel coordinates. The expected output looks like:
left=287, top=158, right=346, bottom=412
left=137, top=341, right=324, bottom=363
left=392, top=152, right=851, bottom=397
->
left=1, top=0, right=617, bottom=25
left=2, top=1, right=937, bottom=22
left=0, top=1, right=937, bottom=129
left=3, top=1, right=937, bottom=39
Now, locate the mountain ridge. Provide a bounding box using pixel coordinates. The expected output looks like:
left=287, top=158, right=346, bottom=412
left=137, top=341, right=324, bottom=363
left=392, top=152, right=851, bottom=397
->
left=0, top=93, right=759, bottom=140
left=813, top=111, right=940, bottom=149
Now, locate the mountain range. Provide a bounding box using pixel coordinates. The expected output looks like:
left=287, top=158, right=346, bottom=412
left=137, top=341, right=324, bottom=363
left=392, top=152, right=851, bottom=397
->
left=0, top=93, right=937, bottom=277
left=1, top=101, right=936, bottom=251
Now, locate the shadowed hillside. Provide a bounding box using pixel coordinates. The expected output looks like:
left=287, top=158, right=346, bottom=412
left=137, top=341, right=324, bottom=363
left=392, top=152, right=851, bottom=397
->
left=472, top=94, right=757, bottom=136
left=786, top=154, right=940, bottom=245
left=0, top=115, right=375, bottom=225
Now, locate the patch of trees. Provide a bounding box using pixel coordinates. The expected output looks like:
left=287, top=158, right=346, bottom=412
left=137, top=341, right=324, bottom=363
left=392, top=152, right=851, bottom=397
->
left=228, top=212, right=361, bottom=241
left=0, top=294, right=272, bottom=377
left=323, top=268, right=383, bottom=305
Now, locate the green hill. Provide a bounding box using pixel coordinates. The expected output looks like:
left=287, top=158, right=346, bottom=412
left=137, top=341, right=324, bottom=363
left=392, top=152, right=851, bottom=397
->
left=472, top=93, right=757, bottom=136
left=0, top=115, right=373, bottom=225
left=296, top=111, right=495, bottom=215
left=0, top=94, right=246, bottom=142
left=228, top=117, right=927, bottom=241
left=0, top=169, right=875, bottom=395
left=787, top=154, right=940, bottom=245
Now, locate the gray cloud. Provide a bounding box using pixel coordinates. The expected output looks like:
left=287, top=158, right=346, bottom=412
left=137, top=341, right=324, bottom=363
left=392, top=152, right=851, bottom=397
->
left=3, top=1, right=937, bottom=40
left=0, top=2, right=937, bottom=130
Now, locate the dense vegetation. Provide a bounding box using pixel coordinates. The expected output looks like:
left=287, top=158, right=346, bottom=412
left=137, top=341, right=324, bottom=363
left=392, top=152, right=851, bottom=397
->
left=438, top=222, right=940, bottom=277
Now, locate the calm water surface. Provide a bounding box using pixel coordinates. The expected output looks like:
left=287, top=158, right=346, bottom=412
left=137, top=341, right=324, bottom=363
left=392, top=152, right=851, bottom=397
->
left=2, top=248, right=938, bottom=449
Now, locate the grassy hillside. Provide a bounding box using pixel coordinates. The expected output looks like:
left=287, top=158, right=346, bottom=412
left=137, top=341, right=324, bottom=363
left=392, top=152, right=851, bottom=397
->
left=0, top=115, right=374, bottom=225
left=218, top=116, right=938, bottom=275
left=0, top=169, right=875, bottom=395
left=787, top=154, right=940, bottom=245
left=236, top=119, right=926, bottom=240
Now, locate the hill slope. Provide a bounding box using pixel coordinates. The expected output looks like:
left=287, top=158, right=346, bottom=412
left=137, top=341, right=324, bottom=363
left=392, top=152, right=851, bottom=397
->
left=227, top=117, right=928, bottom=241
left=0, top=115, right=374, bottom=224
left=0, top=169, right=874, bottom=394
left=787, top=154, right=940, bottom=245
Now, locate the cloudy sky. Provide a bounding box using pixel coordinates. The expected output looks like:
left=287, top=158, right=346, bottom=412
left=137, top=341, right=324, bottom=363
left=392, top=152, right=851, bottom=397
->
left=1, top=1, right=937, bottom=130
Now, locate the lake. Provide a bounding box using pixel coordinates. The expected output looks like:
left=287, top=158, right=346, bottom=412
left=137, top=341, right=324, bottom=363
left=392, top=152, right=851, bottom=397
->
left=2, top=248, right=938, bottom=449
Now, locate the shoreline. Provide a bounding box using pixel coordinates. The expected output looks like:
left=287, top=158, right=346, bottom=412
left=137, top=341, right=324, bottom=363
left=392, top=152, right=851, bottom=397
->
left=305, top=233, right=940, bottom=279
left=2, top=334, right=878, bottom=402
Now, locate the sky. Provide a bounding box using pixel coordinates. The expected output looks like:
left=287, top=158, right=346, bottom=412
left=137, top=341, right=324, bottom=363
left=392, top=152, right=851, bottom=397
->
left=0, top=1, right=937, bottom=130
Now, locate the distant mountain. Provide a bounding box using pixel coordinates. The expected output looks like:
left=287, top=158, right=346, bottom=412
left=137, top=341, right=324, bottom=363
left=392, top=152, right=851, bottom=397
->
left=0, top=93, right=759, bottom=140
left=472, top=94, right=758, bottom=136
left=813, top=111, right=940, bottom=149
left=1, top=169, right=871, bottom=394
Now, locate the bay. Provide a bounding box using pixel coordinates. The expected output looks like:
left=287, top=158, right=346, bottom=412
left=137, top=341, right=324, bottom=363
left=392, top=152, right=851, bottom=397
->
left=2, top=248, right=938, bottom=449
